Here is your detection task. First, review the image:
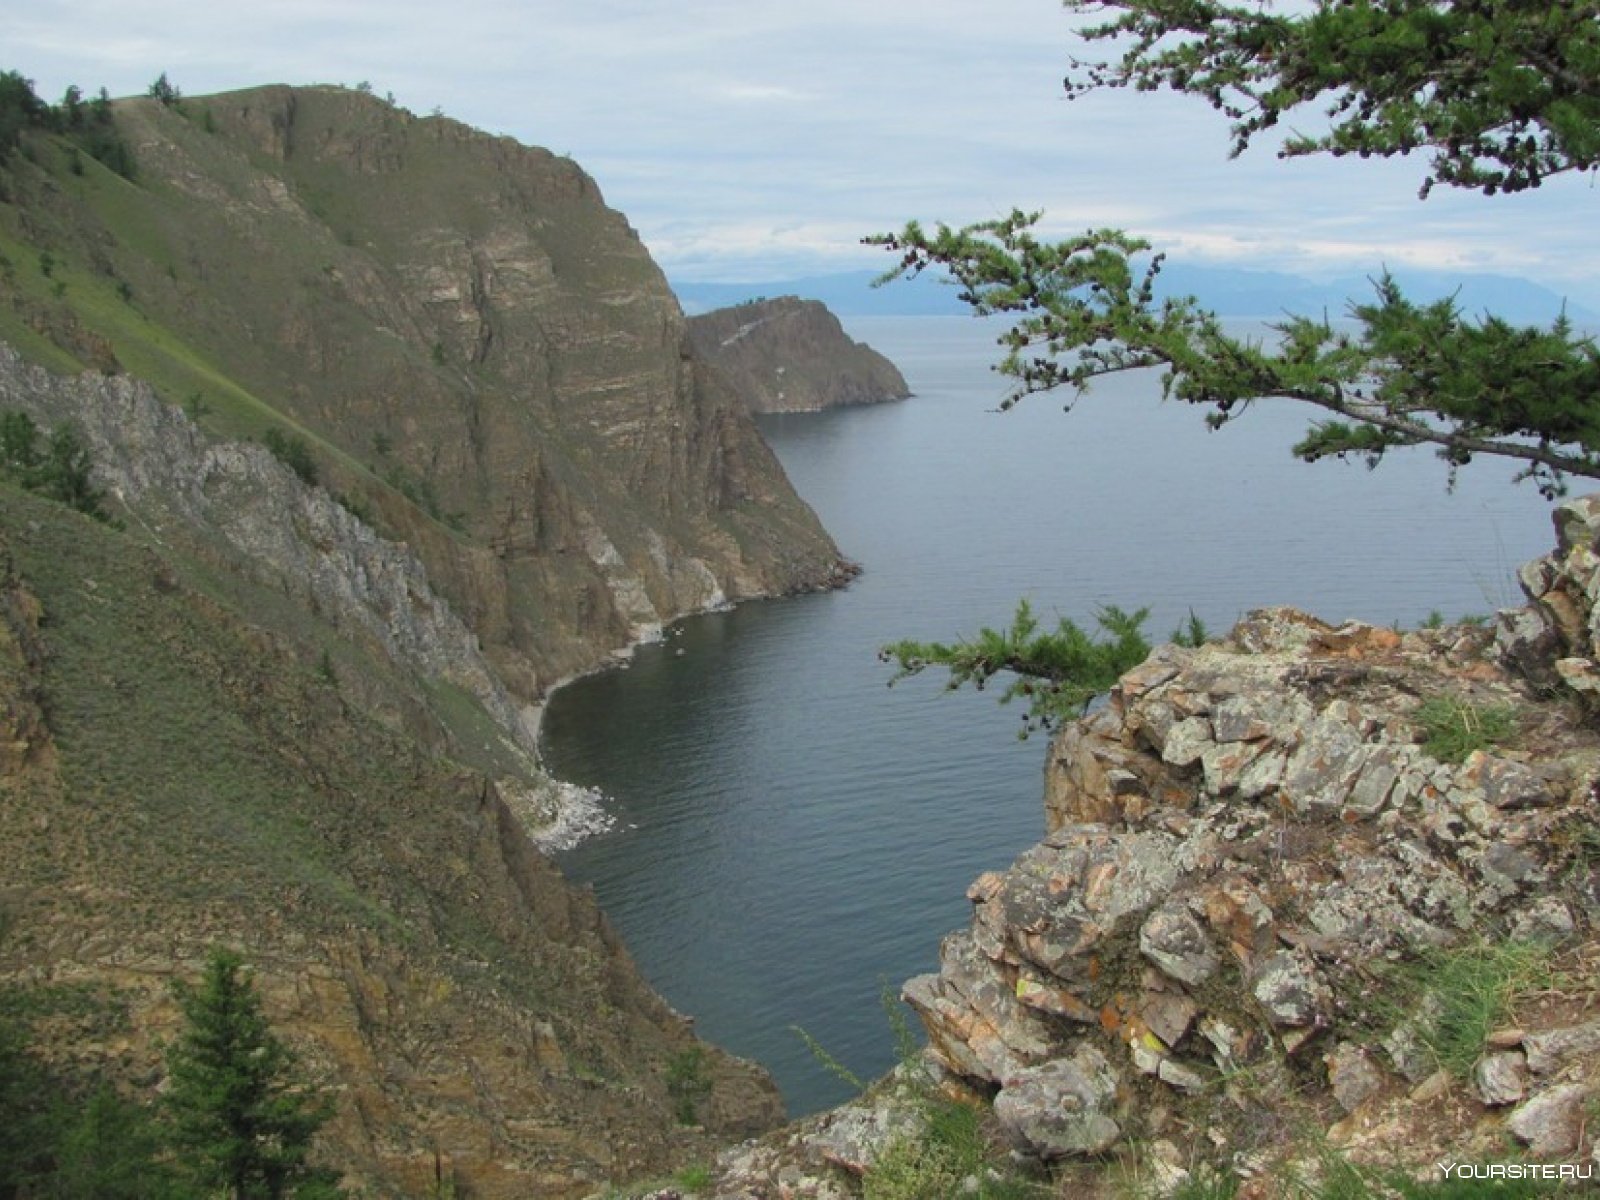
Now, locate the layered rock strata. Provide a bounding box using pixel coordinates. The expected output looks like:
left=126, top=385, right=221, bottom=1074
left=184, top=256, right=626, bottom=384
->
left=906, top=604, right=1597, bottom=1171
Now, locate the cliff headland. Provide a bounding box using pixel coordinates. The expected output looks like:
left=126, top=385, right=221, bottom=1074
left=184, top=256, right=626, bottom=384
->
left=687, top=296, right=910, bottom=414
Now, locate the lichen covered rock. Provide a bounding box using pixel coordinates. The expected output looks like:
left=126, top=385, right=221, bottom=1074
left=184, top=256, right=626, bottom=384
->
left=905, top=594, right=1600, bottom=1173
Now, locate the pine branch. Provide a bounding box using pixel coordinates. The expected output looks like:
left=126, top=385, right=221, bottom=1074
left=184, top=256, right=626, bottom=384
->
left=868, top=214, right=1600, bottom=495
left=880, top=600, right=1155, bottom=737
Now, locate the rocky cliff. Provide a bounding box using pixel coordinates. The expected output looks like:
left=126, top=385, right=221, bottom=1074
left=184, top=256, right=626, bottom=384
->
left=0, top=347, right=788, bottom=1197
left=0, top=85, right=847, bottom=700
left=686, top=297, right=909, bottom=413
left=696, top=501, right=1600, bottom=1198
left=0, top=84, right=848, bottom=1196
left=0, top=346, right=540, bottom=774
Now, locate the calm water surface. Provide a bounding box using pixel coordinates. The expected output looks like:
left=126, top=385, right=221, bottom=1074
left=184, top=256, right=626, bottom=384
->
left=544, top=316, right=1557, bottom=1115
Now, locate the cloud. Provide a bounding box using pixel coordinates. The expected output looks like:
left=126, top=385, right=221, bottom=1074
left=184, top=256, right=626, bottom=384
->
left=3, top=0, right=1593, bottom=299
left=712, top=83, right=814, bottom=103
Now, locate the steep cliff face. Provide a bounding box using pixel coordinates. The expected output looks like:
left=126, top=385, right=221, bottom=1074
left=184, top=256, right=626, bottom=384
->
left=701, top=503, right=1600, bottom=1198
left=0, top=85, right=845, bottom=697
left=686, top=297, right=910, bottom=413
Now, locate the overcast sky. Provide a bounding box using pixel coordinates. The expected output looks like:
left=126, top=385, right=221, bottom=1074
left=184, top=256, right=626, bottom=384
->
left=5, top=0, right=1596, bottom=303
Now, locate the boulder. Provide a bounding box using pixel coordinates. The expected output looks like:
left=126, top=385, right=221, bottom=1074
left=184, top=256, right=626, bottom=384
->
left=992, top=1047, right=1122, bottom=1159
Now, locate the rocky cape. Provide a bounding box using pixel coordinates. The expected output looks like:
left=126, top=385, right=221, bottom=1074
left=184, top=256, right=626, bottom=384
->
left=686, top=297, right=909, bottom=414
left=0, top=84, right=857, bottom=1196
left=689, top=500, right=1600, bottom=1198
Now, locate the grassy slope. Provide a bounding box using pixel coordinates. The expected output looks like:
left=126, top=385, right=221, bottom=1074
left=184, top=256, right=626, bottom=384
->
left=0, top=105, right=449, bottom=515
left=6, top=479, right=474, bottom=954
left=0, top=111, right=569, bottom=781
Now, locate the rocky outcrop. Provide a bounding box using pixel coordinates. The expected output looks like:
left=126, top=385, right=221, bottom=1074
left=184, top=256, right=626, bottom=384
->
left=909, top=591, right=1596, bottom=1184
left=702, top=499, right=1600, bottom=1197
left=686, top=297, right=910, bottom=413
left=1497, top=491, right=1600, bottom=701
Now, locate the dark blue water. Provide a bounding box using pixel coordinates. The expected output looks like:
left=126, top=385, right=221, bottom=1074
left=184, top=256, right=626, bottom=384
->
left=544, top=316, right=1557, bottom=1115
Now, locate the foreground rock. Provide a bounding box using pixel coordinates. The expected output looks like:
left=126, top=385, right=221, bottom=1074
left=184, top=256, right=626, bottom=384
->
left=700, top=498, right=1600, bottom=1196
left=687, top=297, right=910, bottom=413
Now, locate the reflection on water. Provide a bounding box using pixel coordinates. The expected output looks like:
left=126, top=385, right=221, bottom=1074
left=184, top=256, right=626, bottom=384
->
left=544, top=316, right=1556, bottom=1115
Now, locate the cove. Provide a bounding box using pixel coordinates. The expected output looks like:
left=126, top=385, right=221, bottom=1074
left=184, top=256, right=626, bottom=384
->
left=543, top=315, right=1558, bottom=1116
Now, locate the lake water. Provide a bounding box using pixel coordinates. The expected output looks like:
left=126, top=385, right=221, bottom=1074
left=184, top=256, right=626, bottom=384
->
left=543, top=315, right=1559, bottom=1116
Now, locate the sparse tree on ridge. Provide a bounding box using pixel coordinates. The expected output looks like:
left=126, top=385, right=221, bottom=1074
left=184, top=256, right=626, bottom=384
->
left=871, top=0, right=1600, bottom=498
left=0, top=70, right=49, bottom=162
left=60, top=84, right=83, bottom=129
left=147, top=73, right=181, bottom=107
left=0, top=70, right=136, bottom=178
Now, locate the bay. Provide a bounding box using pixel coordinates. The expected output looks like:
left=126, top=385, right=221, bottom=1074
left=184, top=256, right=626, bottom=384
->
left=544, top=315, right=1558, bottom=1116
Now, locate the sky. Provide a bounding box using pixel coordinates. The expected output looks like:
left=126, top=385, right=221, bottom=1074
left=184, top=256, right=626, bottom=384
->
left=4, top=0, right=1597, bottom=303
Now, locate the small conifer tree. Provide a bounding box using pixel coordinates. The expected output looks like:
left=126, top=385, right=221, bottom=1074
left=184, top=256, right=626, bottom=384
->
left=146, top=73, right=181, bottom=107
left=164, top=947, right=342, bottom=1199
left=0, top=1015, right=50, bottom=1193
left=39, top=421, right=107, bottom=519
left=50, top=1086, right=185, bottom=1200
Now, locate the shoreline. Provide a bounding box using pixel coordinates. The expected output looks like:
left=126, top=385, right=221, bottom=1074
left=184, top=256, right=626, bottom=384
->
left=523, top=635, right=666, bottom=856
left=529, top=555, right=861, bottom=853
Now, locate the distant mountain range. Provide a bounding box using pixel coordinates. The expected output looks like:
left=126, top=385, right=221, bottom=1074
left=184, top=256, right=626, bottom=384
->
left=674, top=265, right=1598, bottom=326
